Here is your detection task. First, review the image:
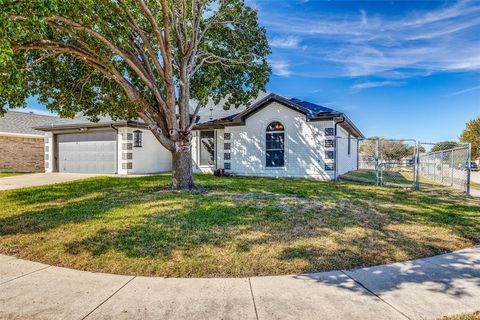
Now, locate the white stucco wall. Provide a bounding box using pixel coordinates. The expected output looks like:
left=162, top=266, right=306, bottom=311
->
left=336, top=126, right=359, bottom=176
left=131, top=128, right=172, bottom=174
left=223, top=101, right=335, bottom=180
left=44, top=132, right=54, bottom=173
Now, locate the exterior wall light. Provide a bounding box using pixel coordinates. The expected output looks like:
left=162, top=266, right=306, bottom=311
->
left=133, top=130, right=142, bottom=147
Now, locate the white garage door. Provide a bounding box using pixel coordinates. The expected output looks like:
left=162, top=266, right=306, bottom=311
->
left=57, top=131, right=117, bottom=174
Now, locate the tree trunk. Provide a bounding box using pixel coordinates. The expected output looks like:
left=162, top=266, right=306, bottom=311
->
left=172, top=150, right=195, bottom=190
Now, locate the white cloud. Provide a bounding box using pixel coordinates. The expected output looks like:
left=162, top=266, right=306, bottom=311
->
left=270, top=35, right=301, bottom=48
left=360, top=9, right=368, bottom=25
left=260, top=0, right=480, bottom=78
left=270, top=60, right=291, bottom=77
left=351, top=81, right=405, bottom=90
left=446, top=84, right=480, bottom=97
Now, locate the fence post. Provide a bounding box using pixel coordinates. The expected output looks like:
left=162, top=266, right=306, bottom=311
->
left=466, top=143, right=471, bottom=195
left=440, top=150, right=444, bottom=184
left=415, top=141, right=420, bottom=191
left=375, top=139, right=379, bottom=186
left=451, top=150, right=454, bottom=186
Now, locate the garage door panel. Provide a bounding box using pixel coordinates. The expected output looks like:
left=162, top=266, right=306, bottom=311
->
left=57, top=131, right=117, bottom=174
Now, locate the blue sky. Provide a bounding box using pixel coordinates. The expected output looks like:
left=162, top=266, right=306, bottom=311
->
left=25, top=0, right=480, bottom=141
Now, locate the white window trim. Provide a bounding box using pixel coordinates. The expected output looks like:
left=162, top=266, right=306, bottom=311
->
left=265, top=121, right=287, bottom=169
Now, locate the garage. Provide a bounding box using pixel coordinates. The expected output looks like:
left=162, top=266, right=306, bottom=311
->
left=56, top=130, right=117, bottom=174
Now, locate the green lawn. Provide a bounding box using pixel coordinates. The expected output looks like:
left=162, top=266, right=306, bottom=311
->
left=0, top=174, right=479, bottom=277
left=341, top=169, right=415, bottom=187
left=0, top=172, right=27, bottom=178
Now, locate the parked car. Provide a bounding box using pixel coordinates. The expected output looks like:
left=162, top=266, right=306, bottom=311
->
left=470, top=162, right=479, bottom=171
left=458, top=162, right=479, bottom=171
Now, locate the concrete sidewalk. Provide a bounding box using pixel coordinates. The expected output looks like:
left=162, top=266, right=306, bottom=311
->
left=1, top=246, right=479, bottom=320
left=0, top=173, right=103, bottom=191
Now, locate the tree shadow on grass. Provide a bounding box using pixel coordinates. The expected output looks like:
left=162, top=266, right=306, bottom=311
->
left=1, top=174, right=479, bottom=280
left=0, top=175, right=171, bottom=236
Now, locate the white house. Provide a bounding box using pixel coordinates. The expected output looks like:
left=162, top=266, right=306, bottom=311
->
left=35, top=92, right=364, bottom=180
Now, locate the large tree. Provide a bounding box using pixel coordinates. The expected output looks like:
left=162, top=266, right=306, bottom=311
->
left=431, top=141, right=458, bottom=153
left=359, top=137, right=410, bottom=161
left=0, top=0, right=270, bottom=189
left=460, top=117, right=480, bottom=159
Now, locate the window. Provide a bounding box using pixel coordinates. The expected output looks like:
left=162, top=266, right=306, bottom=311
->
left=325, top=128, right=334, bottom=136
left=224, top=162, right=231, bottom=170
left=348, top=133, right=351, bottom=156
left=133, top=130, right=142, bottom=147
left=122, top=163, right=133, bottom=169
left=325, top=139, right=335, bottom=148
left=266, top=121, right=285, bottom=167
left=200, top=131, right=215, bottom=166
left=122, top=153, right=133, bottom=160
left=123, top=143, right=133, bottom=150
left=325, top=163, right=335, bottom=171
left=325, top=151, right=334, bottom=160
left=224, top=133, right=231, bottom=140
left=224, top=143, right=231, bottom=150
left=224, top=153, right=231, bottom=160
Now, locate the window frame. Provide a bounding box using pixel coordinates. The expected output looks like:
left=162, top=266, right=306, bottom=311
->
left=265, top=121, right=286, bottom=168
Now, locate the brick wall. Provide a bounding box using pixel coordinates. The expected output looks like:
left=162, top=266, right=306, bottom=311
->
left=0, top=135, right=45, bottom=172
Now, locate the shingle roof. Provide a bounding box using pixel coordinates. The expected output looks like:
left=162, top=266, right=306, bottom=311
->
left=191, top=92, right=339, bottom=124
left=0, top=111, right=58, bottom=136
left=46, top=114, right=117, bottom=127
left=32, top=92, right=362, bottom=138
left=191, top=91, right=272, bottom=124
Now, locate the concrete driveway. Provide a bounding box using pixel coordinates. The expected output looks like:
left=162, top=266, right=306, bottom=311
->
left=0, top=173, right=104, bottom=191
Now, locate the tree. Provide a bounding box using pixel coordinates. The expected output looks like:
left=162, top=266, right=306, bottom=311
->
left=431, top=141, right=458, bottom=153
left=359, top=137, right=410, bottom=161
left=460, top=117, right=480, bottom=159
left=0, top=0, right=270, bottom=189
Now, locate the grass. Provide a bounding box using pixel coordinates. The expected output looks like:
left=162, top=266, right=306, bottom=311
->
left=440, top=311, right=480, bottom=320
left=0, top=174, right=479, bottom=277
left=0, top=172, right=27, bottom=178
left=341, top=169, right=415, bottom=187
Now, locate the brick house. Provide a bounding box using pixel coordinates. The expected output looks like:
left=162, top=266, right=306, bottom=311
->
left=0, top=111, right=57, bottom=172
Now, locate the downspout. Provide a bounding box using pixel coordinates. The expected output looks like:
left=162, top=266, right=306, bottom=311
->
left=333, top=116, right=345, bottom=181
left=110, top=124, right=119, bottom=174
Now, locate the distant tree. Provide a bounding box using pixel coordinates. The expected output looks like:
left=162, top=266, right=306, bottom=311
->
left=431, top=141, right=458, bottom=153
left=380, top=140, right=409, bottom=161
left=407, top=145, right=425, bottom=155
left=359, top=137, right=409, bottom=161
left=459, top=117, right=480, bottom=159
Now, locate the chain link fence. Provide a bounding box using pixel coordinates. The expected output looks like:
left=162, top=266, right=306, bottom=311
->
left=417, top=142, right=471, bottom=194
left=342, top=138, right=416, bottom=189
left=340, top=138, right=472, bottom=195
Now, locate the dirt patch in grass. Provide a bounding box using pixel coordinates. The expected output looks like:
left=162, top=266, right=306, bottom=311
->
left=0, top=174, right=479, bottom=277
left=440, top=311, right=480, bottom=320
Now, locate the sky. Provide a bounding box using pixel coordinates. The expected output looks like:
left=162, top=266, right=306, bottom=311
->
left=23, top=0, right=480, bottom=142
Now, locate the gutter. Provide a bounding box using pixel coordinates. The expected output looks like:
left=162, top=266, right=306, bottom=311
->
left=333, top=115, right=345, bottom=181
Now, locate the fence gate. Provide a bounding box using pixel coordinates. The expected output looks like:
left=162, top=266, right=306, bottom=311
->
left=355, top=138, right=417, bottom=188
left=416, top=142, right=471, bottom=194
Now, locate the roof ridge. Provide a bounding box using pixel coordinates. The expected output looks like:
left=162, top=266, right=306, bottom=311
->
left=6, top=110, right=58, bottom=118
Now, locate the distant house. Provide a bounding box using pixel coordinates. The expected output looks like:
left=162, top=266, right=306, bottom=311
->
left=35, top=92, right=364, bottom=180
left=0, top=111, right=57, bottom=172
